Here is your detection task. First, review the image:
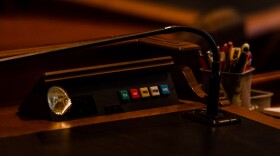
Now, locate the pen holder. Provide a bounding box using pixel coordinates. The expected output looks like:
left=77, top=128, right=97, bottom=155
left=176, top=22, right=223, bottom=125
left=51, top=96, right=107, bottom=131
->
left=200, top=67, right=255, bottom=108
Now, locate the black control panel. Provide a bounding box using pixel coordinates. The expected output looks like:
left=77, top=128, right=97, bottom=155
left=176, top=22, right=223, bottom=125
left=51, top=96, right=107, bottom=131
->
left=19, top=56, right=180, bottom=121
left=17, top=37, right=201, bottom=121
left=55, top=68, right=178, bottom=120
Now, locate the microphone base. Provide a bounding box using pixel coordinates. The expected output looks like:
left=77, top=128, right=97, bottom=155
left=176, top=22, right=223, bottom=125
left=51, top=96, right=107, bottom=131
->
left=182, top=108, right=241, bottom=126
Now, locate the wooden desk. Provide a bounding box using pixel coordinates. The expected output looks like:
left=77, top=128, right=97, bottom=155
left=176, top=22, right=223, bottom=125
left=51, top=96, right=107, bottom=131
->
left=1, top=2, right=280, bottom=154
left=0, top=103, right=280, bottom=156
left=1, top=102, right=280, bottom=139
left=0, top=103, right=201, bottom=138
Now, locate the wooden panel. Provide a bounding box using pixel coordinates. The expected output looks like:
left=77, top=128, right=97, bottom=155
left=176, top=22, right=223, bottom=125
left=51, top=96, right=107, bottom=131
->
left=252, top=70, right=280, bottom=85
left=1, top=102, right=280, bottom=138
left=222, top=106, right=280, bottom=129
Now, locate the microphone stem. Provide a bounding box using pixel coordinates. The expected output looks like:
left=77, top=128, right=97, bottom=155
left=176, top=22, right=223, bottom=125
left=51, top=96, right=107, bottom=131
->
left=84, top=25, right=221, bottom=118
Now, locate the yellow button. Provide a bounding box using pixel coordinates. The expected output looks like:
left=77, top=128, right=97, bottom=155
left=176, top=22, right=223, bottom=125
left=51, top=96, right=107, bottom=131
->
left=139, top=87, right=150, bottom=98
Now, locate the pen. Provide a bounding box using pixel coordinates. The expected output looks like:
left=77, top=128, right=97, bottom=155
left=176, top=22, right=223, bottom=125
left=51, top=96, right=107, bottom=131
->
left=246, top=52, right=252, bottom=70
left=230, top=47, right=241, bottom=62
left=229, top=47, right=241, bottom=71
left=232, top=51, right=248, bottom=73
left=198, top=50, right=209, bottom=70
left=219, top=50, right=225, bottom=71
left=225, top=41, right=234, bottom=71
left=206, top=50, right=213, bottom=69
left=221, top=43, right=228, bottom=71
left=241, top=43, right=250, bottom=53
left=241, top=43, right=252, bottom=70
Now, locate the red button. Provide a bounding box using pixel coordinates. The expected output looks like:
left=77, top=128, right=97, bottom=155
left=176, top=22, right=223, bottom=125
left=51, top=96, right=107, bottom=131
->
left=129, top=89, right=140, bottom=99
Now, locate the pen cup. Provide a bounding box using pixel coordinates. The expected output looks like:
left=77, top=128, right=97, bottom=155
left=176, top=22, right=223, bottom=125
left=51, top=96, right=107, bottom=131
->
left=200, top=68, right=255, bottom=108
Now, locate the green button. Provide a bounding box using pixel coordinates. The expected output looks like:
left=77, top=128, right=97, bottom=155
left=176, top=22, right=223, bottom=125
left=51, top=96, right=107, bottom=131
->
left=119, top=90, right=130, bottom=101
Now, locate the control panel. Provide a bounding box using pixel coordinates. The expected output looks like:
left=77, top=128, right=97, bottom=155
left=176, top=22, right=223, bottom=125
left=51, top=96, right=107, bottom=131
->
left=19, top=56, right=180, bottom=121
left=17, top=37, right=202, bottom=121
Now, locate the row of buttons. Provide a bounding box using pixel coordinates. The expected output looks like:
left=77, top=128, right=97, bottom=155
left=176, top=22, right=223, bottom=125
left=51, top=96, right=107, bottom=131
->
left=119, top=84, right=170, bottom=101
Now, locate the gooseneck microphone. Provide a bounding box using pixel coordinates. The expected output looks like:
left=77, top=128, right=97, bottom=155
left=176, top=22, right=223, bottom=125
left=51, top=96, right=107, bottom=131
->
left=6, top=25, right=240, bottom=125
left=86, top=25, right=241, bottom=125
left=79, top=25, right=221, bottom=118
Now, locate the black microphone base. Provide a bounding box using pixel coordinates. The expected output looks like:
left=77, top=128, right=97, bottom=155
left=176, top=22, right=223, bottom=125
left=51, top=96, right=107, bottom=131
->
left=182, top=108, right=241, bottom=126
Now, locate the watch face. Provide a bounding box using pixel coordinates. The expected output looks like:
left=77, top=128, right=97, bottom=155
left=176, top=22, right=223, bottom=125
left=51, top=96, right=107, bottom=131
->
left=47, top=86, right=72, bottom=115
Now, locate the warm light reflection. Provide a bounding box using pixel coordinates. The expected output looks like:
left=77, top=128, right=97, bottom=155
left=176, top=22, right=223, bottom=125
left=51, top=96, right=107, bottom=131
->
left=50, top=121, right=72, bottom=130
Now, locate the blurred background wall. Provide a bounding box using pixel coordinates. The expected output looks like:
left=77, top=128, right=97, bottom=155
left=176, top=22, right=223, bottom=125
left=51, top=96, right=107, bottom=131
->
left=1, top=0, right=280, bottom=73
left=1, top=0, right=280, bottom=105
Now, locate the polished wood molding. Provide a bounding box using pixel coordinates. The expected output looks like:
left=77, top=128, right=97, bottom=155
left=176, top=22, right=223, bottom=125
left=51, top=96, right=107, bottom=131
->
left=0, top=15, right=157, bottom=51
left=222, top=106, right=280, bottom=130
left=252, top=70, right=280, bottom=85
left=0, top=42, right=86, bottom=59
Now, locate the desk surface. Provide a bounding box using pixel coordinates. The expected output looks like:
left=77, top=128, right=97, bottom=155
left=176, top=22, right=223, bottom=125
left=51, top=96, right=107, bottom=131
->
left=1, top=102, right=280, bottom=138
left=1, top=107, right=280, bottom=156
